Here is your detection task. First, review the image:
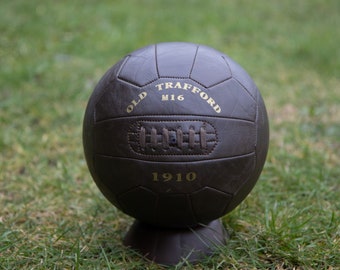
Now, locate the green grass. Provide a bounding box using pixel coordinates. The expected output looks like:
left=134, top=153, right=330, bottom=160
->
left=1, top=0, right=339, bottom=269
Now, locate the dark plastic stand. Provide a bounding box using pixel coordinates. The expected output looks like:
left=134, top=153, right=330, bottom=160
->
left=123, top=219, right=227, bottom=265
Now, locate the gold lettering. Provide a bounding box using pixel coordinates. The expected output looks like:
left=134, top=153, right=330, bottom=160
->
left=206, top=97, right=216, bottom=106
left=191, top=86, right=201, bottom=94
left=165, top=82, right=173, bottom=89
left=126, top=105, right=133, bottom=113
left=131, top=99, right=140, bottom=106
left=199, top=91, right=209, bottom=100
left=139, top=92, right=147, bottom=99
left=186, top=172, right=197, bottom=181
left=155, top=83, right=164, bottom=91
left=174, top=82, right=182, bottom=89
left=152, top=172, right=197, bottom=182
left=126, top=91, right=147, bottom=113
left=154, top=81, right=222, bottom=113
left=214, top=104, right=221, bottom=113
left=183, top=83, right=192, bottom=90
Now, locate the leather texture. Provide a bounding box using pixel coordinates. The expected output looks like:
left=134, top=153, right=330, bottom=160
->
left=83, top=42, right=269, bottom=227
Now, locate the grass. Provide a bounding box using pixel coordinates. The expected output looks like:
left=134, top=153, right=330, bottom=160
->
left=0, top=0, right=339, bottom=269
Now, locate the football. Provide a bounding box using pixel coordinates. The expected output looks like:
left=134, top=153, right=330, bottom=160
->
left=83, top=42, right=269, bottom=228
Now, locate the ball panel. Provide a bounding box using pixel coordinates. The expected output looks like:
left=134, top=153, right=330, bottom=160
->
left=94, top=81, right=141, bottom=122
left=207, top=79, right=257, bottom=121
left=92, top=153, right=257, bottom=226
left=118, top=186, right=157, bottom=222
left=191, top=187, right=233, bottom=222
left=93, top=77, right=257, bottom=122
left=93, top=156, right=143, bottom=196
left=156, top=42, right=197, bottom=78
left=225, top=56, right=259, bottom=100
left=255, top=92, right=270, bottom=165
left=94, top=156, right=203, bottom=195
left=118, top=45, right=159, bottom=87
left=155, top=194, right=196, bottom=227
left=190, top=45, right=232, bottom=87
left=83, top=59, right=126, bottom=177
left=93, top=116, right=256, bottom=162
left=93, top=153, right=256, bottom=197
left=200, top=154, right=256, bottom=194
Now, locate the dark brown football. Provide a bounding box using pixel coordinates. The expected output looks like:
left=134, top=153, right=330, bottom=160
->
left=83, top=42, right=269, bottom=227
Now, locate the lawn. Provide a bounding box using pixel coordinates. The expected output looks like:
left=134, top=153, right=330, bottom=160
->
left=0, top=0, right=339, bottom=269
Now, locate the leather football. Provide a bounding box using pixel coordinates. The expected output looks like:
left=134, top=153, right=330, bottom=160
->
left=83, top=42, right=269, bottom=227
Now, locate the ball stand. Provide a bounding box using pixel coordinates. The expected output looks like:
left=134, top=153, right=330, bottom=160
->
left=123, top=219, right=228, bottom=265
